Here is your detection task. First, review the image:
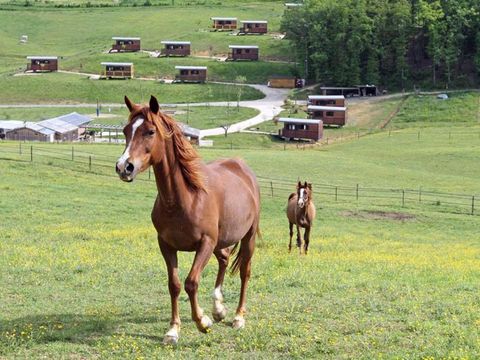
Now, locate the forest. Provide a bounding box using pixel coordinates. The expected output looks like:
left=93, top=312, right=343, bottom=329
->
left=281, top=0, right=480, bottom=90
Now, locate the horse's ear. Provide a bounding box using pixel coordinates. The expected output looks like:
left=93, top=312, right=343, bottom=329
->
left=124, top=96, right=136, bottom=112
left=149, top=95, right=160, bottom=114
left=297, top=181, right=301, bottom=188
left=304, top=181, right=308, bottom=188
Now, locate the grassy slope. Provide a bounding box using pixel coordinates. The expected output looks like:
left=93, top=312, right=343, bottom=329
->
left=0, top=4, right=293, bottom=81
left=0, top=132, right=479, bottom=358
left=0, top=73, right=264, bottom=104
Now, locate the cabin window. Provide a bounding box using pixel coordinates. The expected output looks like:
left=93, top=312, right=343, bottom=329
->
left=328, top=100, right=335, bottom=105
left=245, top=49, right=250, bottom=53
left=225, top=20, right=232, bottom=24
left=255, top=23, right=260, bottom=27
left=315, top=111, right=323, bottom=117
left=236, top=49, right=242, bottom=54
left=180, top=70, right=188, bottom=75
left=287, top=124, right=296, bottom=130
left=326, top=111, right=334, bottom=116
left=191, top=70, right=200, bottom=75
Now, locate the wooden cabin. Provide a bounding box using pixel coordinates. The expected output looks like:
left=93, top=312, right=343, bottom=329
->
left=308, top=95, right=345, bottom=107
left=101, top=62, right=134, bottom=79
left=174, top=66, right=207, bottom=83
left=211, top=17, right=237, bottom=31
left=5, top=123, right=55, bottom=142
left=308, top=105, right=347, bottom=127
left=110, top=37, right=141, bottom=53
left=239, top=20, right=268, bottom=34
left=228, top=45, right=259, bottom=61
left=278, top=118, right=323, bottom=142
left=268, top=75, right=298, bottom=88
left=26, top=56, right=58, bottom=72
left=160, top=41, right=191, bottom=57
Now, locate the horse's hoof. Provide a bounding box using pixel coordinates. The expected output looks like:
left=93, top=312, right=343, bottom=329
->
left=213, top=304, right=227, bottom=322
left=232, top=315, right=245, bottom=329
left=163, top=327, right=179, bottom=345
left=196, top=315, right=213, bottom=333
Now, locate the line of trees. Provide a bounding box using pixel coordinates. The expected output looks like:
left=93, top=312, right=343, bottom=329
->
left=281, top=0, right=480, bottom=90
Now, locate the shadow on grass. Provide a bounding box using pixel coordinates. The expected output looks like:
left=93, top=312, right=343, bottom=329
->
left=0, top=313, right=169, bottom=348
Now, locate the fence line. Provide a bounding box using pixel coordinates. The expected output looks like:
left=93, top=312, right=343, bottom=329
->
left=0, top=144, right=477, bottom=216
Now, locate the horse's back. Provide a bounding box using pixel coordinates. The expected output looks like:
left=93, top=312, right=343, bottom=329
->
left=286, top=193, right=297, bottom=224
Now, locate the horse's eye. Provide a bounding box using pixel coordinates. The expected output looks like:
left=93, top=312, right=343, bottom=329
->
left=147, top=129, right=155, bottom=136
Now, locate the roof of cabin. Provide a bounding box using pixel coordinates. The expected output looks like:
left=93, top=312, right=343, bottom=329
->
left=211, top=17, right=237, bottom=21
left=161, top=41, right=191, bottom=45
left=101, top=62, right=133, bottom=67
left=308, top=105, right=347, bottom=112
left=175, top=66, right=207, bottom=70
left=278, top=118, right=321, bottom=125
left=308, top=95, right=345, bottom=100
left=112, top=37, right=141, bottom=40
left=229, top=45, right=259, bottom=49
left=38, top=112, right=92, bottom=133
left=241, top=20, right=268, bottom=24
left=26, top=56, right=58, bottom=60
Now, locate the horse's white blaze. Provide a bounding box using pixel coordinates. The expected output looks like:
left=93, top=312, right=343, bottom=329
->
left=298, top=188, right=305, bottom=207
left=117, top=118, right=144, bottom=169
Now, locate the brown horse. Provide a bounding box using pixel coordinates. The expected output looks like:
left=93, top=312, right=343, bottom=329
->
left=287, top=181, right=316, bottom=254
left=115, top=96, right=261, bottom=345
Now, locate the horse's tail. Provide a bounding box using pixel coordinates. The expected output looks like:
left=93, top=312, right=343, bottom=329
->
left=230, top=223, right=260, bottom=275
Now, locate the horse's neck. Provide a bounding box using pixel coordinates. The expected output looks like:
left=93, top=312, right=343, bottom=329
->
left=152, top=140, right=192, bottom=209
left=297, top=200, right=311, bottom=219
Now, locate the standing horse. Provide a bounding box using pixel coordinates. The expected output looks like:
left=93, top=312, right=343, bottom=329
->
left=115, top=95, right=261, bottom=345
left=286, top=181, right=316, bottom=254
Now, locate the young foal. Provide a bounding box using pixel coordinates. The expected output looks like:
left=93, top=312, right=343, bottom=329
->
left=116, top=96, right=261, bottom=345
left=286, top=181, right=316, bottom=254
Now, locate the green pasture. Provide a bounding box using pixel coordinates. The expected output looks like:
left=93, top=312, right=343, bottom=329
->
left=0, top=73, right=264, bottom=104
left=1, top=126, right=479, bottom=358
left=0, top=3, right=292, bottom=79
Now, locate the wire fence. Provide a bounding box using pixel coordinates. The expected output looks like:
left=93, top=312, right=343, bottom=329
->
left=0, top=143, right=477, bottom=216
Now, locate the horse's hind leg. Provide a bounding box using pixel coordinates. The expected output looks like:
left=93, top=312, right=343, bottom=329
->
left=233, top=225, right=257, bottom=329
left=212, top=247, right=231, bottom=322
left=288, top=222, right=294, bottom=252
left=304, top=226, right=311, bottom=255
left=296, top=225, right=302, bottom=254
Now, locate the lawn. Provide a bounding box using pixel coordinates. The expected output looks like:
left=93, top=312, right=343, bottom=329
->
left=0, top=3, right=293, bottom=81
left=0, top=128, right=479, bottom=358
left=0, top=73, right=264, bottom=104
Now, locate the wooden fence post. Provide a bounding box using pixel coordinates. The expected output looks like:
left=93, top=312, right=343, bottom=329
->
left=335, top=186, right=338, bottom=201
left=402, top=189, right=405, bottom=207
left=270, top=181, right=274, bottom=197
left=71, top=146, right=74, bottom=161
left=472, top=196, right=475, bottom=215
left=418, top=131, right=420, bottom=140
left=30, top=146, right=33, bottom=162
left=356, top=184, right=359, bottom=201
left=89, top=156, right=92, bottom=171
left=19, top=142, right=22, bottom=155
left=419, top=187, right=422, bottom=202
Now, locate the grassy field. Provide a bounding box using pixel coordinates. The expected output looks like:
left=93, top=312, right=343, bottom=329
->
left=0, top=105, right=259, bottom=129
left=0, top=128, right=479, bottom=358
left=0, top=73, right=264, bottom=104
left=0, top=3, right=292, bottom=78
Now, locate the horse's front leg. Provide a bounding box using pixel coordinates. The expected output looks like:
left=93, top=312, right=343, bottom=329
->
left=288, top=222, right=294, bottom=252
left=304, top=226, right=311, bottom=255
left=296, top=225, right=302, bottom=254
left=185, top=236, right=215, bottom=333
left=159, top=240, right=181, bottom=345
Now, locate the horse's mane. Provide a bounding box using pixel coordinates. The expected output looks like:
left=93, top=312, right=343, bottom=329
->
left=129, top=107, right=205, bottom=192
